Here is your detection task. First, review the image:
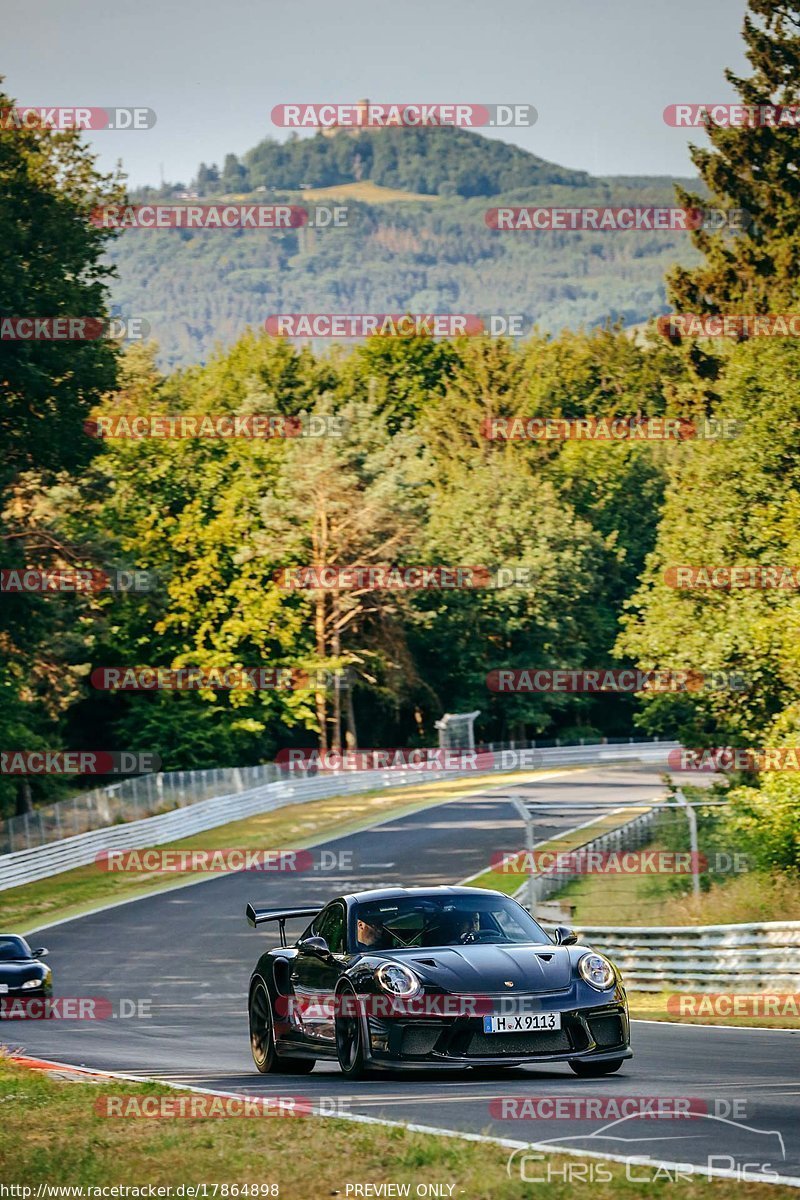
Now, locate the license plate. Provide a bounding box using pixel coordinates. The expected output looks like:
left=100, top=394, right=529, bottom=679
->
left=0, top=985, right=7, bottom=994
left=483, top=1011, right=561, bottom=1034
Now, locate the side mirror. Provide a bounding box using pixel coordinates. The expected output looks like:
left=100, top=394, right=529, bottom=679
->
left=34, top=947, right=49, bottom=958
left=298, top=936, right=331, bottom=958
left=553, top=926, right=578, bottom=946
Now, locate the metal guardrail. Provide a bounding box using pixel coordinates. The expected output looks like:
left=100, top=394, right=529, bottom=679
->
left=560, top=922, right=800, bottom=993
left=0, top=740, right=677, bottom=892
left=0, top=734, right=665, bottom=855
left=0, top=763, right=282, bottom=855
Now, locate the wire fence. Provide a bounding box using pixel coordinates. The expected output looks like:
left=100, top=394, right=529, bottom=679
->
left=0, top=734, right=663, bottom=855
left=0, top=763, right=280, bottom=855
left=514, top=798, right=750, bottom=931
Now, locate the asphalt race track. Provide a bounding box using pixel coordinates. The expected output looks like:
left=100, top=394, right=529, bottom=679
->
left=8, top=764, right=800, bottom=1185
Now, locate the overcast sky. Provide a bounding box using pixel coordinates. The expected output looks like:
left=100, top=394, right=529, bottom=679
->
left=5, top=0, right=749, bottom=188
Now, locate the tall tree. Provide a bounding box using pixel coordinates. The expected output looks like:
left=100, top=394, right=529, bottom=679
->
left=265, top=393, right=428, bottom=751
left=617, top=339, right=800, bottom=745
left=0, top=81, right=124, bottom=815
left=668, top=1, right=800, bottom=314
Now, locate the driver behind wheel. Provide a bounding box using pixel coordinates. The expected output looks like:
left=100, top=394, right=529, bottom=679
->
left=356, top=918, right=391, bottom=951
left=454, top=912, right=480, bottom=942
left=424, top=911, right=480, bottom=945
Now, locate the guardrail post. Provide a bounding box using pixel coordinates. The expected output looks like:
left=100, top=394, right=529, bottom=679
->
left=675, top=788, right=700, bottom=898
left=508, top=795, right=536, bottom=913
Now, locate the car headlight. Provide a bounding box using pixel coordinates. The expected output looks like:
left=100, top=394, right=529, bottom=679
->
left=21, top=978, right=42, bottom=990
left=578, top=953, right=616, bottom=990
left=375, top=963, right=421, bottom=998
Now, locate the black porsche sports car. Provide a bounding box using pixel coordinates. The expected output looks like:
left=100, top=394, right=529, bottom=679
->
left=246, top=886, right=631, bottom=1078
left=0, top=935, right=52, bottom=1004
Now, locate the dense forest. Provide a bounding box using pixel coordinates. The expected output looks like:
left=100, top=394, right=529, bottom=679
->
left=1, top=0, right=799, bottom=884
left=114, top=127, right=699, bottom=368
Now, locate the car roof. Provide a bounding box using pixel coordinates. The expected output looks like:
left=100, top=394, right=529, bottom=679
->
left=344, top=885, right=504, bottom=904
left=0, top=934, right=30, bottom=950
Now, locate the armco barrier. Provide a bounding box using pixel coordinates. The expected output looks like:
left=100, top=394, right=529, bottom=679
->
left=0, top=762, right=282, bottom=854
left=0, top=741, right=676, bottom=891
left=548, top=921, right=800, bottom=993
left=513, top=807, right=659, bottom=908
left=0, top=736, right=667, bottom=854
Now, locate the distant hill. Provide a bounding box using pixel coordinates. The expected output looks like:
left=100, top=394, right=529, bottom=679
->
left=254, top=126, right=593, bottom=195
left=110, top=128, right=701, bottom=368
left=187, top=126, right=596, bottom=199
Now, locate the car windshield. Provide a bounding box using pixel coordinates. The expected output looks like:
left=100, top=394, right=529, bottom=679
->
left=352, top=894, right=551, bottom=951
left=0, top=936, right=31, bottom=961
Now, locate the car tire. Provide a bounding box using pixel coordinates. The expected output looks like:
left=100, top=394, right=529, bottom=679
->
left=335, top=985, right=368, bottom=1079
left=569, top=1057, right=625, bottom=1077
left=249, top=980, right=315, bottom=1075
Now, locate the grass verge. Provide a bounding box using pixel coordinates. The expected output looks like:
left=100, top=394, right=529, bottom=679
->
left=0, top=1057, right=793, bottom=1198
left=553, top=849, right=800, bottom=927
left=628, top=991, right=800, bottom=1029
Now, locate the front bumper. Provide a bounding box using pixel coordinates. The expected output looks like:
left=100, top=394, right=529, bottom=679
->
left=364, top=1001, right=631, bottom=1068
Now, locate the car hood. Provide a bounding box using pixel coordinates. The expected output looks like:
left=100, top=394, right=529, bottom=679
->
left=0, top=961, right=45, bottom=984
left=392, top=943, right=574, bottom=993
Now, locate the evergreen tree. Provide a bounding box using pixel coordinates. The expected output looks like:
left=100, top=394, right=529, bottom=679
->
left=668, top=1, right=800, bottom=314
left=221, top=153, right=248, bottom=192
left=194, top=162, right=220, bottom=195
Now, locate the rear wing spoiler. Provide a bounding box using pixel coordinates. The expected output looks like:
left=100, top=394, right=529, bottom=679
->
left=246, top=903, right=321, bottom=946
